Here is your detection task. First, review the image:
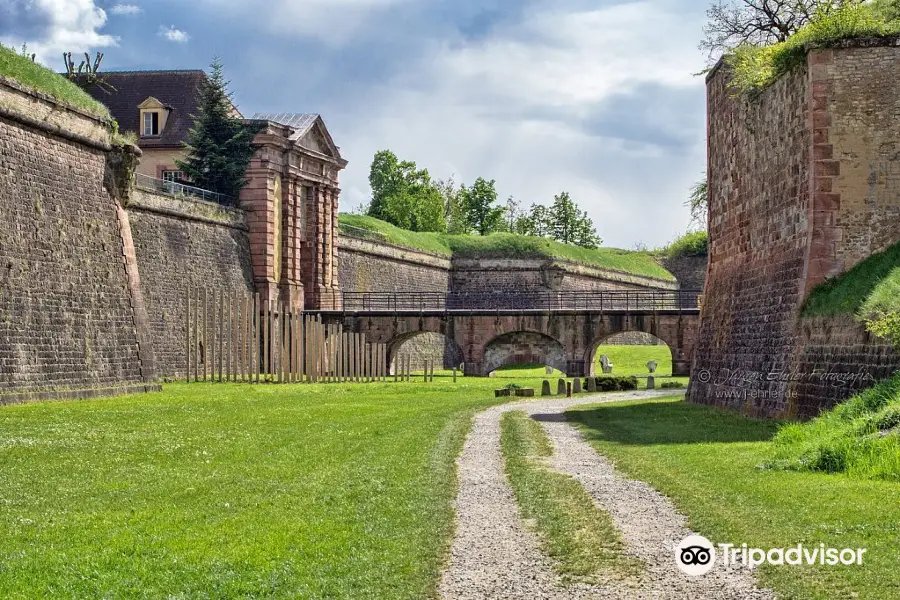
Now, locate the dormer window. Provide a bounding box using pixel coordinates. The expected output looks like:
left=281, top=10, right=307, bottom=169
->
left=143, top=111, right=160, bottom=136
left=138, top=96, right=170, bottom=138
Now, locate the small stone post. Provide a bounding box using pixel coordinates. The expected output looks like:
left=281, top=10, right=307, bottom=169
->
left=647, top=376, right=656, bottom=390
left=586, top=377, right=597, bottom=392
left=557, top=379, right=567, bottom=395
left=566, top=382, right=572, bottom=397
left=573, top=378, right=582, bottom=394
left=541, top=380, right=552, bottom=396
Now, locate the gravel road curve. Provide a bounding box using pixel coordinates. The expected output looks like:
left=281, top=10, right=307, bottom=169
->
left=438, top=391, right=775, bottom=600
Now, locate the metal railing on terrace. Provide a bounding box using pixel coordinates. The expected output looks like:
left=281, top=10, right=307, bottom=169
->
left=339, top=290, right=703, bottom=312
left=134, top=173, right=237, bottom=207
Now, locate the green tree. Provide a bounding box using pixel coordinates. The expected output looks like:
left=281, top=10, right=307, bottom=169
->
left=544, top=192, right=601, bottom=248
left=177, top=57, right=261, bottom=201
left=436, top=176, right=468, bottom=234
left=549, top=192, right=580, bottom=244
left=367, top=150, right=446, bottom=232
left=572, top=208, right=602, bottom=249
left=503, top=195, right=521, bottom=232
left=687, top=174, right=708, bottom=228
left=459, top=177, right=505, bottom=235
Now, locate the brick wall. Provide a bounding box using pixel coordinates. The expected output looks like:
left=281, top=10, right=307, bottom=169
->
left=690, top=59, right=812, bottom=417
left=788, top=315, right=899, bottom=419
left=449, top=258, right=677, bottom=294
left=691, top=42, right=900, bottom=418
left=813, top=45, right=900, bottom=283
left=0, top=77, right=156, bottom=402
left=661, top=254, right=707, bottom=291
left=127, top=189, right=254, bottom=379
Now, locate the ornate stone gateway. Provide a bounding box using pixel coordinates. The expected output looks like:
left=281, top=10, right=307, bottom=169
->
left=241, top=114, right=348, bottom=312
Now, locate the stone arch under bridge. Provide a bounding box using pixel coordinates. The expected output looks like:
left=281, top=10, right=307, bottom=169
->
left=482, top=331, right=567, bottom=375
left=321, top=309, right=698, bottom=377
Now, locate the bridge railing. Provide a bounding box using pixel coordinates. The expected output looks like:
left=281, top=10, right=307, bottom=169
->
left=339, top=290, right=702, bottom=312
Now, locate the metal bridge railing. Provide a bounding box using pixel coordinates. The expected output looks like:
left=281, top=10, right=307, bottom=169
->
left=339, top=290, right=702, bottom=312
left=135, top=173, right=237, bottom=207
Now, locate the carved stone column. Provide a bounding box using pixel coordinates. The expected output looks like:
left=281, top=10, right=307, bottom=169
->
left=278, top=176, right=304, bottom=311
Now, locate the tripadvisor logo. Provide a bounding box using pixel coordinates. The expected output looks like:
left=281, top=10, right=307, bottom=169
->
left=676, top=535, right=716, bottom=576
left=675, top=535, right=867, bottom=576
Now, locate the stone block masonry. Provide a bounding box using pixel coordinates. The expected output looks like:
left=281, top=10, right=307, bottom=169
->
left=127, top=189, right=255, bottom=380
left=691, top=41, right=900, bottom=418
left=0, top=76, right=157, bottom=402
left=338, top=235, right=451, bottom=293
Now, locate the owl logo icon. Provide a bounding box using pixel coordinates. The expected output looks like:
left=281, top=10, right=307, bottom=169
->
left=676, top=535, right=716, bottom=576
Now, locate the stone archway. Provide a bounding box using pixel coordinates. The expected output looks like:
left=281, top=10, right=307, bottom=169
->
left=387, top=331, right=464, bottom=374
left=482, top=331, right=568, bottom=375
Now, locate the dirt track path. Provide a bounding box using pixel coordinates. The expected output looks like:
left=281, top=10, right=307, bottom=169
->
left=438, top=391, right=774, bottom=599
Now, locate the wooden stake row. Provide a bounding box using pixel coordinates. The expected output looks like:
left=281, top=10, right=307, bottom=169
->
left=184, top=287, right=389, bottom=384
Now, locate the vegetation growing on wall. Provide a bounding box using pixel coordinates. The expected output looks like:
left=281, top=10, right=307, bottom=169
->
left=725, top=3, right=900, bottom=94
left=660, top=231, right=709, bottom=259
left=0, top=44, right=110, bottom=119
left=339, top=214, right=676, bottom=280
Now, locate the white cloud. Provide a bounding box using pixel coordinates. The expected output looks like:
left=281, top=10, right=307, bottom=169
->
left=203, top=0, right=412, bottom=47
left=110, top=4, right=142, bottom=15
left=0, top=0, right=118, bottom=66
left=333, top=1, right=707, bottom=247
left=159, top=25, right=190, bottom=43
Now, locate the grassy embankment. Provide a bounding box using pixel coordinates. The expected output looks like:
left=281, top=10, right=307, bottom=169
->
left=338, top=214, right=675, bottom=281
left=569, top=396, right=900, bottom=599
left=0, top=45, right=110, bottom=119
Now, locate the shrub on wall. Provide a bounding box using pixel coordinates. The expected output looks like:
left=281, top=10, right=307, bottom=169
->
left=662, top=231, right=708, bottom=258
left=727, top=4, right=900, bottom=94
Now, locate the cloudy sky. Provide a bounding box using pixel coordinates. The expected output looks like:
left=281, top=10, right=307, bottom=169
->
left=1, top=0, right=709, bottom=248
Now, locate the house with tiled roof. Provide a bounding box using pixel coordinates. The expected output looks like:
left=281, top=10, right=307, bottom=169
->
left=74, top=70, right=216, bottom=181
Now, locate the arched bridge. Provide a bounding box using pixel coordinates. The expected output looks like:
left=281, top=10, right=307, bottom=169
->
left=316, top=290, right=701, bottom=377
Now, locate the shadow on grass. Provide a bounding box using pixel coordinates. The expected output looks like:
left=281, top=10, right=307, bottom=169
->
left=551, top=399, right=781, bottom=446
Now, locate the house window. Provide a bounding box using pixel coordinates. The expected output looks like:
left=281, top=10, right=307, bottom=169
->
left=162, top=170, right=184, bottom=183
left=142, top=111, right=160, bottom=136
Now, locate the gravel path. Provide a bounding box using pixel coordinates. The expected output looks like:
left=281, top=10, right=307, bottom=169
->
left=438, top=391, right=775, bottom=600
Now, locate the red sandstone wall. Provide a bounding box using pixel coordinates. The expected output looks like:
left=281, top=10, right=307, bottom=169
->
left=0, top=77, right=156, bottom=402
left=127, top=190, right=255, bottom=380
left=788, top=315, right=898, bottom=418
left=692, top=43, right=900, bottom=418
left=690, top=60, right=812, bottom=416
left=817, top=45, right=900, bottom=279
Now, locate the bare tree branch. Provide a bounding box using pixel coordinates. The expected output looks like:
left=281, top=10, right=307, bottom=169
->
left=701, top=0, right=863, bottom=59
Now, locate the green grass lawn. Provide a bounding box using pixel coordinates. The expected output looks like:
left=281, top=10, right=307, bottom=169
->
left=568, top=397, right=900, bottom=599
left=338, top=214, right=675, bottom=281
left=0, top=377, right=562, bottom=599
left=593, top=344, right=672, bottom=376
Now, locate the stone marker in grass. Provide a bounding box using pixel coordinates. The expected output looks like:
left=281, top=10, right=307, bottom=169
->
left=557, top=379, right=567, bottom=395
left=587, top=377, right=597, bottom=392
left=573, top=378, right=582, bottom=393
left=542, top=380, right=552, bottom=396
left=647, top=376, right=655, bottom=390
